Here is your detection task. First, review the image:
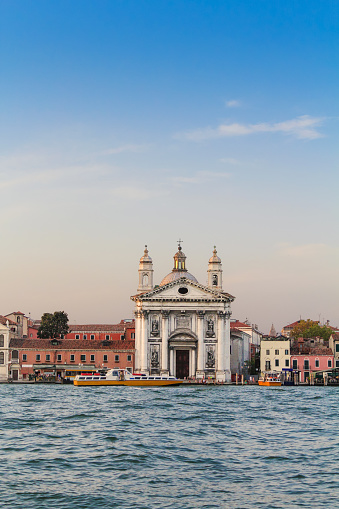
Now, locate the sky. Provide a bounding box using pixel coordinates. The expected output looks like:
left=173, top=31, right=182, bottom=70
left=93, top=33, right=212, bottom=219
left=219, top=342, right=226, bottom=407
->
left=0, top=0, right=338, bottom=333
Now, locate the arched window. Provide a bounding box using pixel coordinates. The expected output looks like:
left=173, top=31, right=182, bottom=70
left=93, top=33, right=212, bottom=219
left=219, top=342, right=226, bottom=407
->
left=0, top=352, right=4, bottom=364
left=142, top=273, right=149, bottom=286
left=212, top=274, right=218, bottom=286
left=0, top=335, right=4, bottom=348
left=17, top=316, right=20, bottom=323
left=12, top=350, right=19, bottom=361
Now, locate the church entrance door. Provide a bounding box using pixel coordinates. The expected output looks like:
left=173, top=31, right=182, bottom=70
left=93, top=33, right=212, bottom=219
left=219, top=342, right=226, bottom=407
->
left=176, top=350, right=189, bottom=379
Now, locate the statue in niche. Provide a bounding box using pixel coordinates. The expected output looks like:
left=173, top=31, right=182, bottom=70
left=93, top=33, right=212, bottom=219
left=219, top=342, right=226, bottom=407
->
left=206, top=347, right=215, bottom=368
left=151, top=317, right=160, bottom=336
left=206, top=317, right=215, bottom=337
left=151, top=348, right=159, bottom=367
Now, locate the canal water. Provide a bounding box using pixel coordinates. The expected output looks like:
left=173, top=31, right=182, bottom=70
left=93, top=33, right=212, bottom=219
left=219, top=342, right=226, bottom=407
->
left=0, top=384, right=338, bottom=509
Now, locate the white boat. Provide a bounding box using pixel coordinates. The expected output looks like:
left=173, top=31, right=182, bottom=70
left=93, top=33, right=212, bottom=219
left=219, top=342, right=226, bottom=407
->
left=73, top=368, right=183, bottom=386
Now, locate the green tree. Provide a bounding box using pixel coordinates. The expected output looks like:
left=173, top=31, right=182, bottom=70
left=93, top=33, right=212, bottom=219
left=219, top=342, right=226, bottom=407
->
left=290, top=319, right=332, bottom=341
left=37, top=311, right=69, bottom=339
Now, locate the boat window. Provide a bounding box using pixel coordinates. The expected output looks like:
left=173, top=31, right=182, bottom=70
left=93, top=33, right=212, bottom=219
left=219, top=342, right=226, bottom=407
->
left=134, top=376, right=140, bottom=379
left=112, top=371, right=119, bottom=376
left=79, top=377, right=85, bottom=380
left=93, top=377, right=100, bottom=380
left=86, top=377, right=92, bottom=380
left=149, top=377, right=154, bottom=380
left=100, top=377, right=106, bottom=380
left=155, top=377, right=161, bottom=379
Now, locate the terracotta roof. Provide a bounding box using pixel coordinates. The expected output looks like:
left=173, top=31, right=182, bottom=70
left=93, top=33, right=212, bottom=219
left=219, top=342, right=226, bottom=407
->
left=5, top=311, right=25, bottom=316
left=330, top=333, right=339, bottom=340
left=68, top=322, right=134, bottom=332
left=283, top=319, right=319, bottom=329
left=0, top=315, right=17, bottom=326
left=9, top=338, right=135, bottom=351
left=230, top=320, right=251, bottom=329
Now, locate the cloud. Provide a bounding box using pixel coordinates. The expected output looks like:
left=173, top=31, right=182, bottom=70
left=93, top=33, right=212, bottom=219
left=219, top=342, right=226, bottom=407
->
left=99, top=144, right=151, bottom=155
left=176, top=115, right=325, bottom=141
left=219, top=157, right=241, bottom=165
left=226, top=99, right=241, bottom=108
left=277, top=243, right=330, bottom=257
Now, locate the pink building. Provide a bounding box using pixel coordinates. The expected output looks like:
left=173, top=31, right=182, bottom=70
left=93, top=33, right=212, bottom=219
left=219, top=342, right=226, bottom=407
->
left=10, top=338, right=135, bottom=381
left=27, top=319, right=135, bottom=341
left=290, top=341, right=334, bottom=383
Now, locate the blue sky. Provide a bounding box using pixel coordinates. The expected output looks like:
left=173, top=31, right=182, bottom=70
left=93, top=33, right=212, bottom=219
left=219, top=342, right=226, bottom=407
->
left=0, top=0, right=338, bottom=332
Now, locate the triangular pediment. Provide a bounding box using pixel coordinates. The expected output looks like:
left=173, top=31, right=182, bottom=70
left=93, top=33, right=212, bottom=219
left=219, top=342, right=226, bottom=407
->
left=131, top=277, right=235, bottom=303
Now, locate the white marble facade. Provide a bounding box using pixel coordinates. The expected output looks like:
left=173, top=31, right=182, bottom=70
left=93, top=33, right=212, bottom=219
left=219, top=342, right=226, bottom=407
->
left=131, top=244, right=235, bottom=382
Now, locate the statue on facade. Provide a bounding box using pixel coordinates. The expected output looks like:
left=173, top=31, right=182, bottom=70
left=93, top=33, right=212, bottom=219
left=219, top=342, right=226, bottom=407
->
left=206, top=317, right=215, bottom=337
left=206, top=347, right=215, bottom=368
left=151, top=317, right=160, bottom=336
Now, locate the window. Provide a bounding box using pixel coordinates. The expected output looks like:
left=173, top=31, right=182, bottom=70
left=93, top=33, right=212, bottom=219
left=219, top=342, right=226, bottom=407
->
left=22, top=354, right=27, bottom=362
left=120, top=335, right=125, bottom=341
left=328, top=359, right=332, bottom=368
left=315, top=359, right=319, bottom=368
left=275, top=349, right=279, bottom=355
left=60, top=334, right=64, bottom=339
left=81, top=354, right=86, bottom=362
left=304, top=372, right=309, bottom=383
left=336, top=360, right=339, bottom=368
left=90, top=354, right=95, bottom=362
left=285, top=350, right=289, bottom=355
left=106, top=335, right=110, bottom=340
left=70, top=354, right=75, bottom=362
left=266, top=350, right=270, bottom=355
left=0, top=335, right=4, bottom=347
left=275, top=359, right=279, bottom=367
left=75, top=334, right=80, bottom=340
left=265, top=360, right=271, bottom=371
left=83, top=334, right=87, bottom=340
left=336, top=344, right=339, bottom=353
left=46, top=354, right=50, bottom=362
left=304, top=360, right=309, bottom=370
left=103, top=354, right=108, bottom=362
left=12, top=350, right=19, bottom=360
left=115, top=355, right=119, bottom=362
left=127, top=355, right=132, bottom=362
left=0, top=352, right=4, bottom=364
left=212, top=274, right=218, bottom=286
left=17, top=316, right=20, bottom=323
left=285, top=359, right=289, bottom=367
left=57, top=354, right=62, bottom=362
left=131, top=333, right=135, bottom=339
left=30, top=333, right=33, bottom=338
left=292, top=359, right=298, bottom=370
left=36, top=354, right=41, bottom=361
left=90, top=334, right=95, bottom=340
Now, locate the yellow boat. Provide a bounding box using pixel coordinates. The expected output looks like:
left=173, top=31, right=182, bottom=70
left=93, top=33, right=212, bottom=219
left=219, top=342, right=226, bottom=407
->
left=258, top=372, right=282, bottom=386
left=73, top=368, right=183, bottom=387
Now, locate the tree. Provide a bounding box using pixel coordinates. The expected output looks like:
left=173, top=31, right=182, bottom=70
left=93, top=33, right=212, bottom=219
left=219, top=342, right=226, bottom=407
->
left=37, top=311, right=69, bottom=339
left=290, top=319, right=332, bottom=341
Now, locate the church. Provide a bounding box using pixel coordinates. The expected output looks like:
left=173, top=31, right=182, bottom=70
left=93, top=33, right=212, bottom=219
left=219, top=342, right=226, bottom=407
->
left=131, top=243, right=235, bottom=382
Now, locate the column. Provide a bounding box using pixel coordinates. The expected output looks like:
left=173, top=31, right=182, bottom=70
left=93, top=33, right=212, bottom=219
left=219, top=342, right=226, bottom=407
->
left=141, top=311, right=149, bottom=373
left=134, top=310, right=141, bottom=371
left=191, top=348, right=196, bottom=378
left=161, top=310, right=169, bottom=375
left=224, top=310, right=232, bottom=382
left=216, top=311, right=226, bottom=382
left=169, top=348, right=174, bottom=376
left=196, top=311, right=205, bottom=378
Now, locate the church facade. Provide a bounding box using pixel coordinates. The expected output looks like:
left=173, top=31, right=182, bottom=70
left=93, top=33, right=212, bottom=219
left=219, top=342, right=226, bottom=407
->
left=131, top=244, right=235, bottom=382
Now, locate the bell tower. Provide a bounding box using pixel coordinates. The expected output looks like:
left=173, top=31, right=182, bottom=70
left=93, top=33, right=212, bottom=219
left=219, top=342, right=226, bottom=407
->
left=207, top=246, right=223, bottom=290
left=137, top=245, right=154, bottom=293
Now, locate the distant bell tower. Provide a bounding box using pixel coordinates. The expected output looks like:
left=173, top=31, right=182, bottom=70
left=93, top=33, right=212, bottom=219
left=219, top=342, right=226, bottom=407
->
left=137, top=245, right=154, bottom=293
left=207, top=246, right=223, bottom=290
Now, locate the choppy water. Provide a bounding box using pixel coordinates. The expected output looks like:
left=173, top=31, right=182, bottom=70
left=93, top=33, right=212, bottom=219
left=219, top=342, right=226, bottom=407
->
left=0, top=384, right=338, bottom=509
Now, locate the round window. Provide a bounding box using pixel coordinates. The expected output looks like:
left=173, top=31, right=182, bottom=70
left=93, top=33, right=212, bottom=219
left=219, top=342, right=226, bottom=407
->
left=178, top=287, right=188, bottom=295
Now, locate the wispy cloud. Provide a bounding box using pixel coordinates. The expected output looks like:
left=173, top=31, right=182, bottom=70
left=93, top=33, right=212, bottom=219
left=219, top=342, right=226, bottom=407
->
left=277, top=243, right=330, bottom=257
left=176, top=115, right=325, bottom=141
left=99, top=144, right=151, bottom=155
left=219, top=157, right=241, bottom=165
left=226, top=99, right=241, bottom=108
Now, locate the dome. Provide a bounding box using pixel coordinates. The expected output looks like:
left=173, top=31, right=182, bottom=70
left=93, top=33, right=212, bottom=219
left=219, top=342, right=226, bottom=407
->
left=139, top=245, right=152, bottom=263
left=209, top=247, right=221, bottom=264
left=160, top=272, right=198, bottom=286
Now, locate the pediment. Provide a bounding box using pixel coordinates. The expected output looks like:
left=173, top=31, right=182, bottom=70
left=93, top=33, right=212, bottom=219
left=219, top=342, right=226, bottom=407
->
left=131, top=277, right=234, bottom=303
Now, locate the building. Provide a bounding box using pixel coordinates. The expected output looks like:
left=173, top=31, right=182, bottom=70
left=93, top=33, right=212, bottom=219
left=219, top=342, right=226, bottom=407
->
left=290, top=339, right=334, bottom=383
left=0, top=316, right=18, bottom=381
left=329, top=333, right=339, bottom=368
left=260, top=337, right=290, bottom=374
left=131, top=244, right=234, bottom=381
left=9, top=338, right=135, bottom=380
